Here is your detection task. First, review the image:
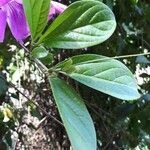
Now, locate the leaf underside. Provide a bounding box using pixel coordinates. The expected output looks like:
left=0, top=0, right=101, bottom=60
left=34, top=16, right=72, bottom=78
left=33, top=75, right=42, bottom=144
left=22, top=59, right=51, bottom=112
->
left=49, top=77, right=96, bottom=150
left=55, top=54, right=140, bottom=100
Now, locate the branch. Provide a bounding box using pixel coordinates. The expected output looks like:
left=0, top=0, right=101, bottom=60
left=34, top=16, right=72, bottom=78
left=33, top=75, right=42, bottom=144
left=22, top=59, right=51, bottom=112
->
left=111, top=52, right=150, bottom=60
left=0, top=76, right=63, bottom=127
left=19, top=43, right=49, bottom=73
left=10, top=82, right=63, bottom=126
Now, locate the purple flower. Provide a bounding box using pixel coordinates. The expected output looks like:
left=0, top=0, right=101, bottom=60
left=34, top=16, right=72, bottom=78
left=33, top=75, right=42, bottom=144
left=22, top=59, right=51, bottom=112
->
left=0, top=0, right=67, bottom=43
left=49, top=1, right=67, bottom=20
left=0, top=0, right=29, bottom=42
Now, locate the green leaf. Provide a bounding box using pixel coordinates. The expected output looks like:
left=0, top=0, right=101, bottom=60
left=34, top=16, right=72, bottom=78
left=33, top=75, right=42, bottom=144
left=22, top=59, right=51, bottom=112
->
left=31, top=46, right=53, bottom=64
left=49, top=77, right=96, bottom=150
left=31, top=46, right=48, bottom=59
left=39, top=0, right=116, bottom=49
left=130, top=0, right=138, bottom=4
left=40, top=53, right=53, bottom=65
left=23, top=0, right=50, bottom=41
left=55, top=54, right=140, bottom=100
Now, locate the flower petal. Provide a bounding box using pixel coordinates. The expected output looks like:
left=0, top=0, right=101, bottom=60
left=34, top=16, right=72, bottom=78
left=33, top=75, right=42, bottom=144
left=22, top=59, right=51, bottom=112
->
left=15, top=0, right=22, bottom=4
left=49, top=1, right=67, bottom=20
left=5, top=1, right=29, bottom=42
left=48, top=3, right=56, bottom=20
left=51, top=1, right=67, bottom=14
left=0, top=0, right=11, bottom=7
left=0, top=10, right=7, bottom=42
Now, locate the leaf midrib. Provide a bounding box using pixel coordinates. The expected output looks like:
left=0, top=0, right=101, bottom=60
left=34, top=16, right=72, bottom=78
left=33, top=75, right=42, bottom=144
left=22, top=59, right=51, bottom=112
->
left=70, top=73, right=137, bottom=90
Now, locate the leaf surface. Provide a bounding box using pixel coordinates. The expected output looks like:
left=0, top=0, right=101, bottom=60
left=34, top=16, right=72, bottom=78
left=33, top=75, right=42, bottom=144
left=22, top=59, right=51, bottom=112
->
left=55, top=54, right=140, bottom=100
left=23, top=0, right=50, bottom=41
left=39, top=0, right=116, bottom=49
left=49, top=77, right=96, bottom=150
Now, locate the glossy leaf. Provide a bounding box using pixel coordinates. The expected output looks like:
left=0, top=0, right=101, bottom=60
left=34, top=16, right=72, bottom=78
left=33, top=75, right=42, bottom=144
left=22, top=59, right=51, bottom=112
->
left=40, top=53, right=53, bottom=65
left=23, top=0, right=50, bottom=41
left=39, top=0, right=116, bottom=49
left=49, top=77, right=96, bottom=150
left=31, top=46, right=48, bottom=59
left=55, top=54, right=140, bottom=100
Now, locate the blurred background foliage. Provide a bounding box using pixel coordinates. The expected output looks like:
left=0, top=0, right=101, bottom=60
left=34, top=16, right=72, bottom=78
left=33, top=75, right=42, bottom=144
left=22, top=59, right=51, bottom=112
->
left=0, top=0, right=150, bottom=149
